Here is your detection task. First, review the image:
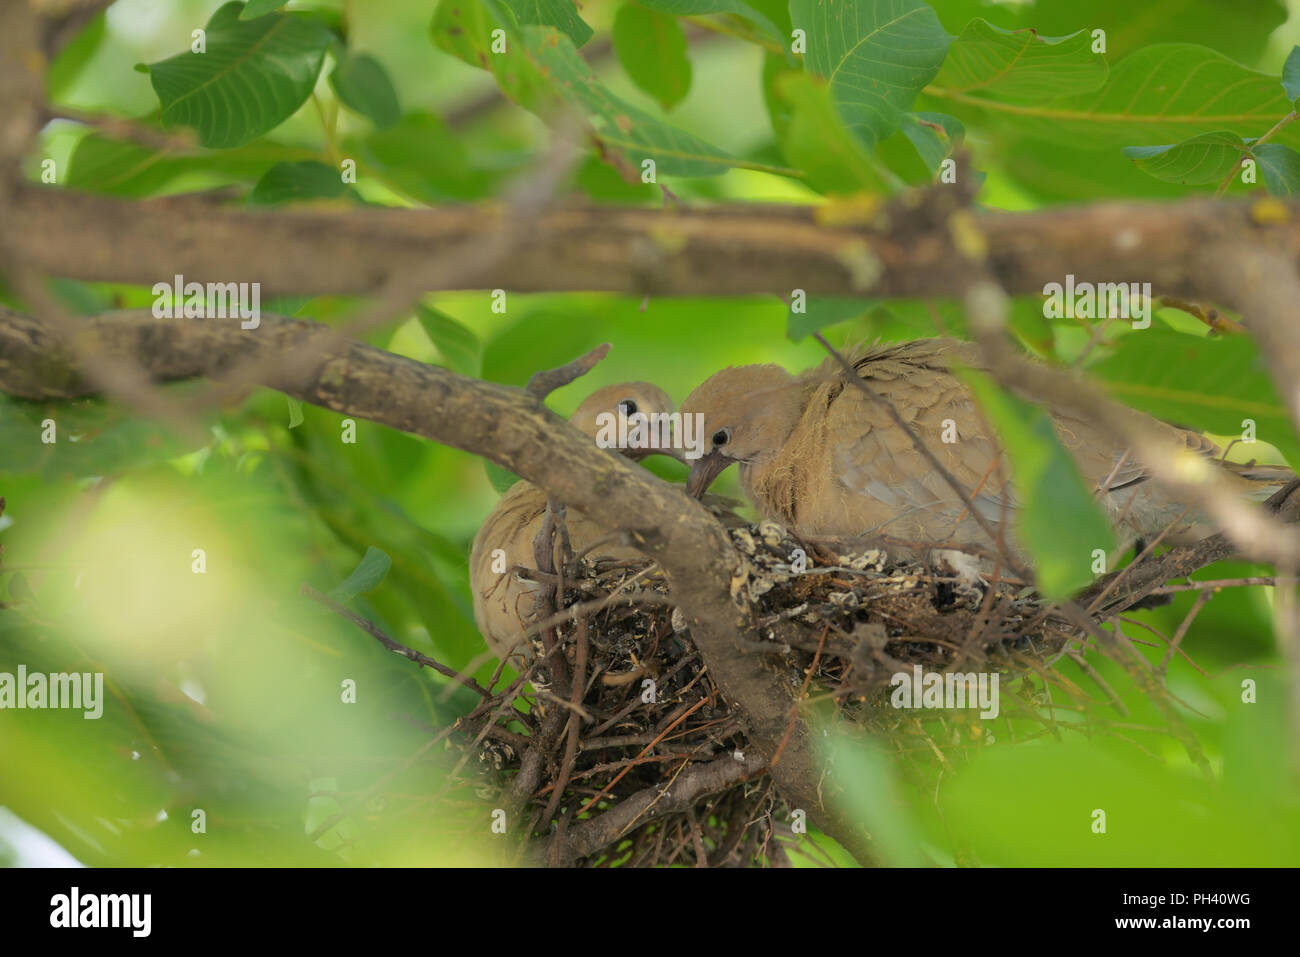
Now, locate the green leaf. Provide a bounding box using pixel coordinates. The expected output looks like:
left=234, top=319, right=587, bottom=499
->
left=328, top=546, right=393, bottom=603
left=240, top=0, right=288, bottom=18
left=1255, top=143, right=1300, bottom=197
left=1121, top=131, right=1250, bottom=186
left=48, top=10, right=106, bottom=100
left=0, top=394, right=199, bottom=479
left=64, top=134, right=300, bottom=197
left=786, top=294, right=875, bottom=340
left=249, top=161, right=352, bottom=205
left=433, top=3, right=735, bottom=177
left=962, top=369, right=1114, bottom=599
left=523, top=26, right=734, bottom=177
left=1087, top=328, right=1300, bottom=468
left=790, top=0, right=951, bottom=148
left=501, top=0, right=593, bottom=46
left=415, top=305, right=483, bottom=378
left=932, top=20, right=1106, bottom=103
left=1002, top=0, right=1284, bottom=64
left=1281, top=45, right=1300, bottom=105
left=634, top=0, right=784, bottom=46
left=934, top=44, right=1300, bottom=151
left=825, top=732, right=925, bottom=866
left=330, top=53, right=402, bottom=129
left=145, top=2, right=331, bottom=149
left=484, top=460, right=522, bottom=493
left=430, top=0, right=558, bottom=111
left=351, top=112, right=494, bottom=202
left=613, top=3, right=692, bottom=111
left=899, top=111, right=963, bottom=173
left=286, top=397, right=304, bottom=428
left=772, top=72, right=887, bottom=195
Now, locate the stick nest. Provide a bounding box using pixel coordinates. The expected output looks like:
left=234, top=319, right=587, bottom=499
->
left=452, top=515, right=1083, bottom=867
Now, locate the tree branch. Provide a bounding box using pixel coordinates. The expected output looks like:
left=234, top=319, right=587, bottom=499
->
left=8, top=183, right=1300, bottom=305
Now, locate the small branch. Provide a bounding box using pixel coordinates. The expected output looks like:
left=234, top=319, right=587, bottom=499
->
left=301, top=582, right=490, bottom=698
left=1157, top=295, right=1246, bottom=335
left=535, top=751, right=768, bottom=866
left=526, top=343, right=610, bottom=399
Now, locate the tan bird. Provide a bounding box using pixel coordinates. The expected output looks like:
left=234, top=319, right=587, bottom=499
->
left=470, top=382, right=675, bottom=670
left=681, top=337, right=1288, bottom=577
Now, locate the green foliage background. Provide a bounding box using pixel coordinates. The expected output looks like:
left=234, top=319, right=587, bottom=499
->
left=3, top=0, right=1300, bottom=866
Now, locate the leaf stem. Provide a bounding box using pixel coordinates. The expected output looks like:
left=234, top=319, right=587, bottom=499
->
left=313, top=93, right=340, bottom=165
left=682, top=15, right=784, bottom=55
left=1254, top=109, right=1298, bottom=148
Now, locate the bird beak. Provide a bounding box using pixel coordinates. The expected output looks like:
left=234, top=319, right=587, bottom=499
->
left=686, top=449, right=731, bottom=499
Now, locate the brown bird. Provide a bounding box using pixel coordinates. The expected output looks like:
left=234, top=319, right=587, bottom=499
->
left=681, top=338, right=1288, bottom=577
left=469, top=382, right=675, bottom=670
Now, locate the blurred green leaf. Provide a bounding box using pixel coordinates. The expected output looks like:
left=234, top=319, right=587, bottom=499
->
left=501, top=0, right=593, bottom=46
left=241, top=0, right=288, bottom=18
left=635, top=0, right=784, bottom=46
left=65, top=134, right=303, bottom=197
left=0, top=394, right=201, bottom=480
left=1281, top=45, right=1300, bottom=105
left=825, top=732, right=926, bottom=865
left=613, top=3, right=692, bottom=111
left=963, top=369, right=1115, bottom=598
left=249, top=160, right=354, bottom=204
left=430, top=0, right=555, bottom=110
left=1007, top=0, right=1284, bottom=63
left=328, top=546, right=393, bottom=602
left=146, top=2, right=331, bottom=148
left=415, top=304, right=483, bottom=377
left=484, top=460, right=522, bottom=493
left=330, top=52, right=402, bottom=129
left=1088, top=328, right=1300, bottom=468
left=47, top=10, right=106, bottom=100
left=941, top=45, right=1300, bottom=151
left=351, top=112, right=495, bottom=202
left=935, top=740, right=1300, bottom=866
left=787, top=294, right=875, bottom=340
left=772, top=72, right=888, bottom=195
left=524, top=26, right=734, bottom=176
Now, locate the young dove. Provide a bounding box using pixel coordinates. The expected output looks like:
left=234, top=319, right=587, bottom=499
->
left=681, top=337, right=1289, bottom=578
left=469, top=382, right=675, bottom=670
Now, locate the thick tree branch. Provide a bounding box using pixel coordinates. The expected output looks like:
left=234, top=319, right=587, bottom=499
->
left=7, top=184, right=1300, bottom=305
left=0, top=305, right=876, bottom=864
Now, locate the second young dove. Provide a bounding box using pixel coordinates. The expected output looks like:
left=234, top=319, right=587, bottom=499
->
left=680, top=337, right=1289, bottom=577
left=469, top=382, right=675, bottom=670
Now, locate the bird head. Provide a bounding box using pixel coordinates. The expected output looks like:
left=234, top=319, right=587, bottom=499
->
left=680, top=364, right=800, bottom=498
left=569, top=381, right=677, bottom=461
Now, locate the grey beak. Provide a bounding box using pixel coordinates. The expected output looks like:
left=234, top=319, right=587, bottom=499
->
left=686, top=449, right=732, bottom=498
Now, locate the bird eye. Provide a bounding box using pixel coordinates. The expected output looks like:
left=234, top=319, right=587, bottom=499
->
left=712, top=428, right=731, bottom=447
left=619, top=398, right=638, bottom=416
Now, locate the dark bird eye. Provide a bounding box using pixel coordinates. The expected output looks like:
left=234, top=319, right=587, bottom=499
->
left=619, top=399, right=638, bottom=416
left=712, top=428, right=731, bottom=447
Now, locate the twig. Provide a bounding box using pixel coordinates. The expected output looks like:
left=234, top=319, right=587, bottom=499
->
left=300, top=582, right=490, bottom=697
